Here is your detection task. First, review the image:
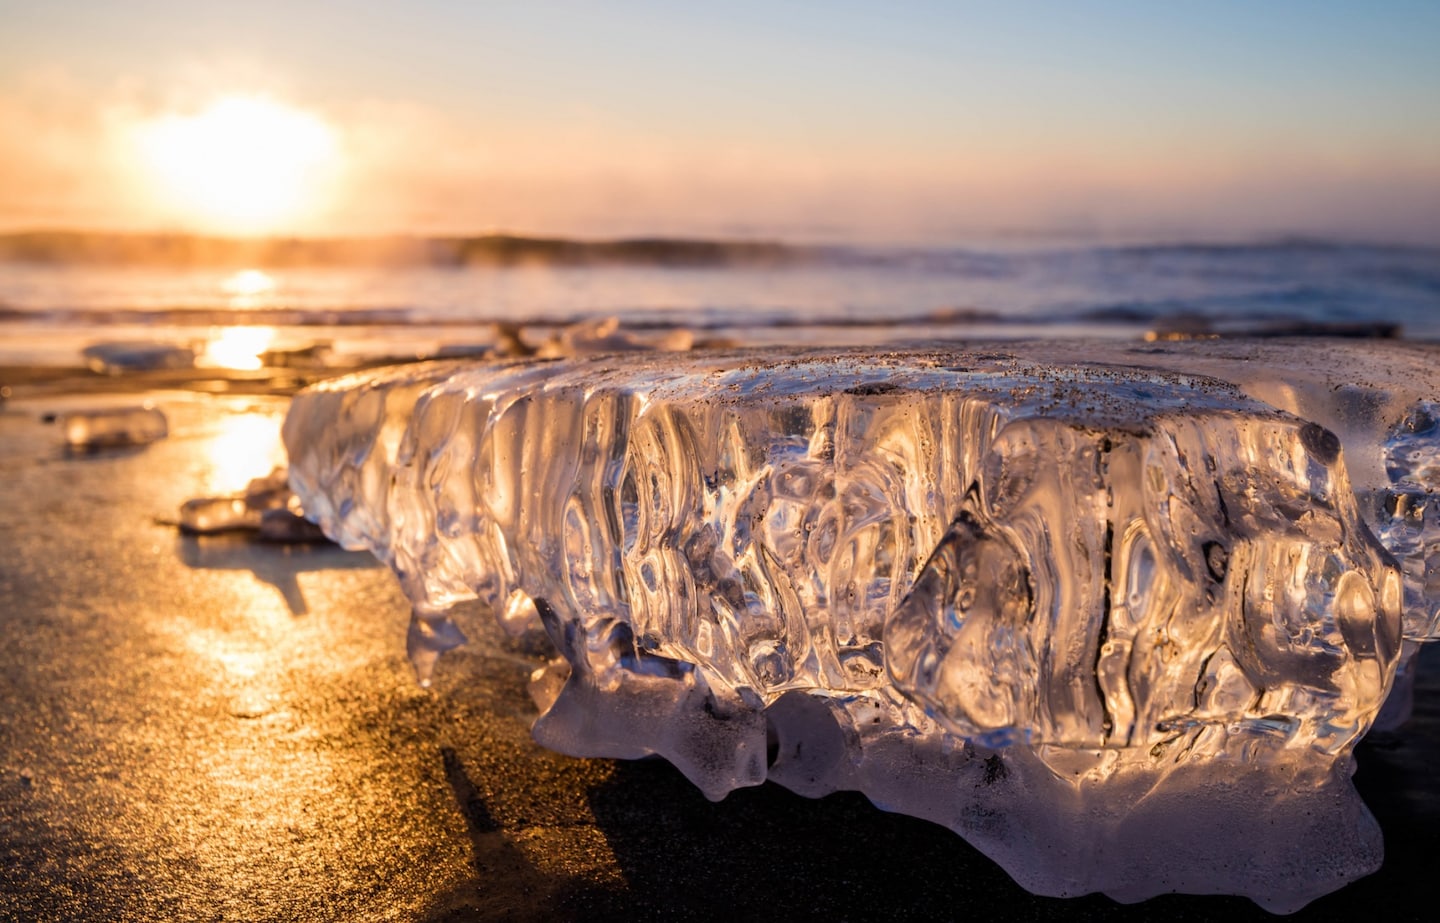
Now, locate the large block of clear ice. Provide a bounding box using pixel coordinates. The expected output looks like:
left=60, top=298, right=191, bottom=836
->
left=283, top=343, right=1440, bottom=912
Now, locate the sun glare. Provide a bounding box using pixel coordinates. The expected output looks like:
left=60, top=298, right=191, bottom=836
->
left=221, top=268, right=276, bottom=297
left=201, top=410, right=287, bottom=494
left=220, top=268, right=278, bottom=308
left=202, top=326, right=276, bottom=371
left=136, top=96, right=339, bottom=233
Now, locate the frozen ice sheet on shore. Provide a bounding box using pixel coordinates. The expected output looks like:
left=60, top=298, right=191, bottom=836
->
left=283, top=340, right=1440, bottom=912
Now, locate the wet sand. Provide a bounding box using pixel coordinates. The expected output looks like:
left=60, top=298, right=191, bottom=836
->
left=1, top=368, right=1437, bottom=922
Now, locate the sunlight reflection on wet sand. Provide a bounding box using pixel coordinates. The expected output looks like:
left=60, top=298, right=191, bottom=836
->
left=195, top=405, right=287, bottom=492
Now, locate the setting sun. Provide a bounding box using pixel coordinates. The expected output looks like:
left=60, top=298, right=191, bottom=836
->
left=135, top=95, right=339, bottom=233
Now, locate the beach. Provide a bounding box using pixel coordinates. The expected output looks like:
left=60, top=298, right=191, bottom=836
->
left=0, top=357, right=1437, bottom=921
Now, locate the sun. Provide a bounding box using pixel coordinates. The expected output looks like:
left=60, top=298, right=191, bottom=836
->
left=136, top=95, right=339, bottom=233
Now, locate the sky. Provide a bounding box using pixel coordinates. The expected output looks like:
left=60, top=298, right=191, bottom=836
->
left=1, top=0, right=1438, bottom=242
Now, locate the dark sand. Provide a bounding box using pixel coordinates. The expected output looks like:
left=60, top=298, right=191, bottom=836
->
left=1, top=367, right=1437, bottom=922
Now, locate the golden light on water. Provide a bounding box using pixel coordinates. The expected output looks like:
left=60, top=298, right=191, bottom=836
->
left=202, top=410, right=287, bottom=494
left=221, top=268, right=276, bottom=298
left=134, top=95, right=339, bottom=233
left=201, top=326, right=276, bottom=371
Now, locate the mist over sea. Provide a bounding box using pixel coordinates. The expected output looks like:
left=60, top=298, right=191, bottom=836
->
left=1, top=232, right=1437, bottom=366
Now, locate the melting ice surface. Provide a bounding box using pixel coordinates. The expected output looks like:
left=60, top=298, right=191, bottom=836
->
left=282, top=340, right=1440, bottom=912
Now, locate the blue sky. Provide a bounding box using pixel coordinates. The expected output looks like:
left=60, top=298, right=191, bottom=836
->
left=1, top=1, right=1437, bottom=240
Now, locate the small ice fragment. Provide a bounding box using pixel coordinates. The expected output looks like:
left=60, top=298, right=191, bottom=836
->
left=406, top=609, right=468, bottom=687
left=498, top=589, right=540, bottom=635
left=179, top=466, right=307, bottom=536
left=63, top=405, right=168, bottom=449
left=179, top=496, right=258, bottom=534
left=81, top=341, right=194, bottom=374
left=534, top=316, right=694, bottom=358
left=528, top=658, right=570, bottom=712
left=243, top=467, right=297, bottom=513
left=260, top=341, right=333, bottom=369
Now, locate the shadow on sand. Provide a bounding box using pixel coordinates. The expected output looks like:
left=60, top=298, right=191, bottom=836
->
left=416, top=644, right=1440, bottom=922
left=176, top=533, right=382, bottom=615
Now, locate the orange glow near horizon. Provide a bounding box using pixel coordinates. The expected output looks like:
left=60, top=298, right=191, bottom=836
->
left=134, top=96, right=339, bottom=234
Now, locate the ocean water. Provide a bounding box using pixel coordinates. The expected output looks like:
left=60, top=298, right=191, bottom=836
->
left=1, top=236, right=1437, bottom=366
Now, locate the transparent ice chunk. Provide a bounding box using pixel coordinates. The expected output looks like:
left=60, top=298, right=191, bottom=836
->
left=283, top=344, right=1434, bottom=911
left=993, top=340, right=1440, bottom=639
left=62, top=405, right=168, bottom=449
left=178, top=466, right=313, bottom=538
left=179, top=495, right=257, bottom=534
left=81, top=341, right=195, bottom=374
left=1368, top=402, right=1440, bottom=640
left=1008, top=339, right=1440, bottom=730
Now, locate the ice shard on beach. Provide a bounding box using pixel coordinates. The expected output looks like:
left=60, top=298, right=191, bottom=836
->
left=61, top=404, right=168, bottom=449
left=282, top=341, right=1440, bottom=912
left=178, top=467, right=300, bottom=535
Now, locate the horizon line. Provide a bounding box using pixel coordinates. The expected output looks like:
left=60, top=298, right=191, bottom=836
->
left=1, top=226, right=1436, bottom=252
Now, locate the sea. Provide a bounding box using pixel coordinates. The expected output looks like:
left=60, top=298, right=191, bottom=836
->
left=1, top=233, right=1438, bottom=369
